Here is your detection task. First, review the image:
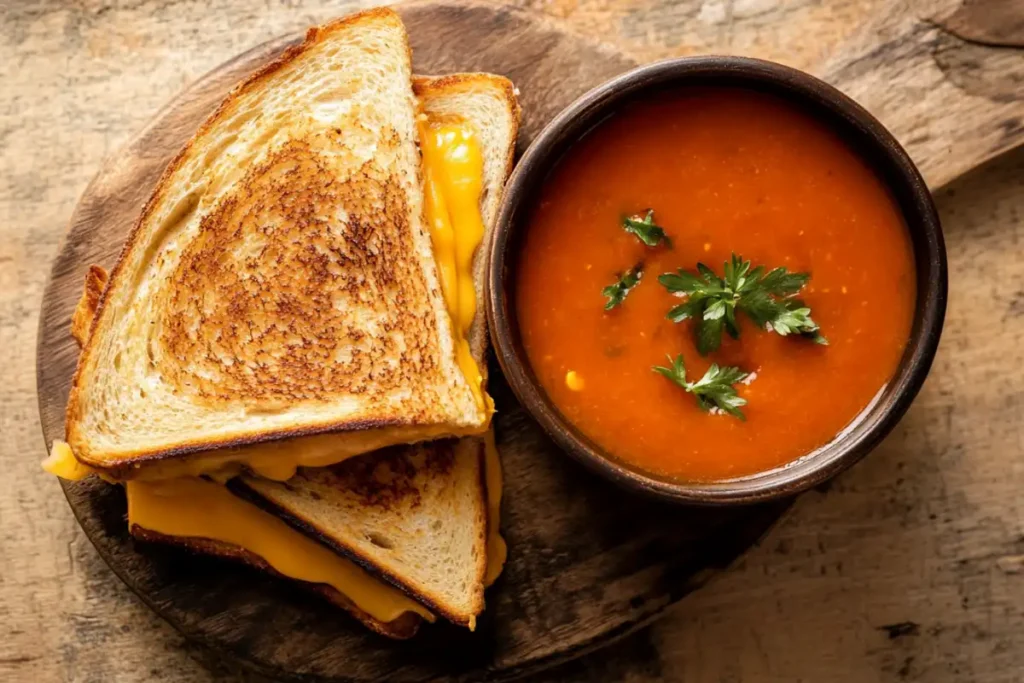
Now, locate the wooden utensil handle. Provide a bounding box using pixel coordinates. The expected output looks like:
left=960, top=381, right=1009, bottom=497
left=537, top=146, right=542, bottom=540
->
left=820, top=0, right=1024, bottom=188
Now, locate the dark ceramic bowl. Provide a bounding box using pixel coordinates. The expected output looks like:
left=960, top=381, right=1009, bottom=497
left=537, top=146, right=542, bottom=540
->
left=487, top=56, right=947, bottom=505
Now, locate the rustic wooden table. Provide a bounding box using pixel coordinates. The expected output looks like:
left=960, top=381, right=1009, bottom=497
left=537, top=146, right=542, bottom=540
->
left=4, top=1, right=1023, bottom=681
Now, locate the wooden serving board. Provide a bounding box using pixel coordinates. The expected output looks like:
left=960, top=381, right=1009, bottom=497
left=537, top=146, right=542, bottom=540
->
left=34, top=1, right=1024, bottom=682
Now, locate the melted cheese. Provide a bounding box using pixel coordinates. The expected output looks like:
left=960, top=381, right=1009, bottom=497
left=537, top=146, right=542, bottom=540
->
left=126, top=477, right=434, bottom=625
left=48, top=430, right=507, bottom=622
left=419, top=119, right=492, bottom=416
left=42, top=440, right=95, bottom=480
left=43, top=440, right=118, bottom=483
left=124, top=423, right=476, bottom=482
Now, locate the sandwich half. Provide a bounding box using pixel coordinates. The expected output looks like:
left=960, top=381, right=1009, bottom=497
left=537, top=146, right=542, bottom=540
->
left=63, top=8, right=495, bottom=480
left=49, top=68, right=519, bottom=636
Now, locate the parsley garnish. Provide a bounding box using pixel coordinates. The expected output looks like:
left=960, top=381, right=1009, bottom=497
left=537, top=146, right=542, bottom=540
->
left=658, top=253, right=827, bottom=355
left=623, top=209, right=671, bottom=248
left=653, top=354, right=748, bottom=420
left=602, top=265, right=643, bottom=310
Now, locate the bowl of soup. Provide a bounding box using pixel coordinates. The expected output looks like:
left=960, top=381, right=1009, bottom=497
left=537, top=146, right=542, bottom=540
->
left=487, top=57, right=947, bottom=504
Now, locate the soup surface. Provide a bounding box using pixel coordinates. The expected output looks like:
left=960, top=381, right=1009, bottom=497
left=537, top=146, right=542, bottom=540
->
left=515, top=88, right=915, bottom=481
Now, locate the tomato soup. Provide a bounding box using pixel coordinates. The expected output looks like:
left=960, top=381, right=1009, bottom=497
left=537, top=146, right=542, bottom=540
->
left=515, top=88, right=915, bottom=481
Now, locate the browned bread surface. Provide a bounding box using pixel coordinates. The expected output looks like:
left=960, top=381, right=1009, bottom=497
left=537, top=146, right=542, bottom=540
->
left=66, top=8, right=486, bottom=474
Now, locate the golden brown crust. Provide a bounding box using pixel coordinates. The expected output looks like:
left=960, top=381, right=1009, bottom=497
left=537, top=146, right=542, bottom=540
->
left=469, top=441, right=490, bottom=607
left=64, top=7, right=440, bottom=470
left=130, top=525, right=422, bottom=639
left=70, top=265, right=109, bottom=347
left=81, top=421, right=444, bottom=482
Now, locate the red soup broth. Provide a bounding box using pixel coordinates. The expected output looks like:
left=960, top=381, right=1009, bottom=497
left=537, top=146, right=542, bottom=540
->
left=515, top=88, right=915, bottom=481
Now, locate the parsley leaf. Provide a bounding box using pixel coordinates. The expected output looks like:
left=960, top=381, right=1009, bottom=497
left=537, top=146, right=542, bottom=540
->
left=660, top=264, right=727, bottom=352
left=601, top=265, right=643, bottom=310
left=623, top=209, right=672, bottom=248
left=758, top=267, right=810, bottom=296
left=659, top=253, right=827, bottom=354
left=768, top=299, right=829, bottom=344
left=652, top=354, right=749, bottom=420
left=665, top=297, right=706, bottom=324
left=697, top=316, right=725, bottom=356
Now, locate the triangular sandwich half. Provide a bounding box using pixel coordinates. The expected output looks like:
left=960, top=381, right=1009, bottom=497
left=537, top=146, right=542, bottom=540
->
left=63, top=8, right=492, bottom=480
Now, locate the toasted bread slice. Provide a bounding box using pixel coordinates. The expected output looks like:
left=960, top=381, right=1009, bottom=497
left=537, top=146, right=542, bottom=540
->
left=65, top=8, right=489, bottom=477
left=235, top=73, right=519, bottom=627
left=412, top=73, right=520, bottom=373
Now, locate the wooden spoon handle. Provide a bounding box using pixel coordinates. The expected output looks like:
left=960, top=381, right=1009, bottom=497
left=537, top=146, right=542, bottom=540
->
left=820, top=0, right=1024, bottom=188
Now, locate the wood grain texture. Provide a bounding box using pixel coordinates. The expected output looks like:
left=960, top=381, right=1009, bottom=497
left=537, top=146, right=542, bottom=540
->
left=5, top=0, right=1024, bottom=682
left=940, top=0, right=1024, bottom=47
left=34, top=3, right=787, bottom=681
left=820, top=0, right=1024, bottom=188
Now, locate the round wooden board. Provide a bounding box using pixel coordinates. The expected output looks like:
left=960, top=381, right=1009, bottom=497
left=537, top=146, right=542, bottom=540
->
left=36, top=2, right=791, bottom=681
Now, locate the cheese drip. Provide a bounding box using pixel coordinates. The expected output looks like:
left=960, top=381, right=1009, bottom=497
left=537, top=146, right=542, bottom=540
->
left=111, top=424, right=469, bottom=482
left=419, top=119, right=492, bottom=415
left=42, top=440, right=95, bottom=480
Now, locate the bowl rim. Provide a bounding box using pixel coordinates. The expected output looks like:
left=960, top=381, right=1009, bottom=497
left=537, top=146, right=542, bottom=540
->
left=486, top=55, right=948, bottom=505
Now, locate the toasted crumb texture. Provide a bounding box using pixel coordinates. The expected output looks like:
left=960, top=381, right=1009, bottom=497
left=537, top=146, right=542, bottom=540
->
left=66, top=8, right=487, bottom=470
left=71, top=265, right=109, bottom=347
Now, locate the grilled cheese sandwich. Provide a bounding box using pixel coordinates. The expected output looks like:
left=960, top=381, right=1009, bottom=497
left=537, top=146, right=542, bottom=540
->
left=45, top=54, right=520, bottom=638
left=45, top=429, right=504, bottom=631
left=50, top=114, right=496, bottom=484
left=63, top=9, right=494, bottom=479
left=229, top=75, right=519, bottom=628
